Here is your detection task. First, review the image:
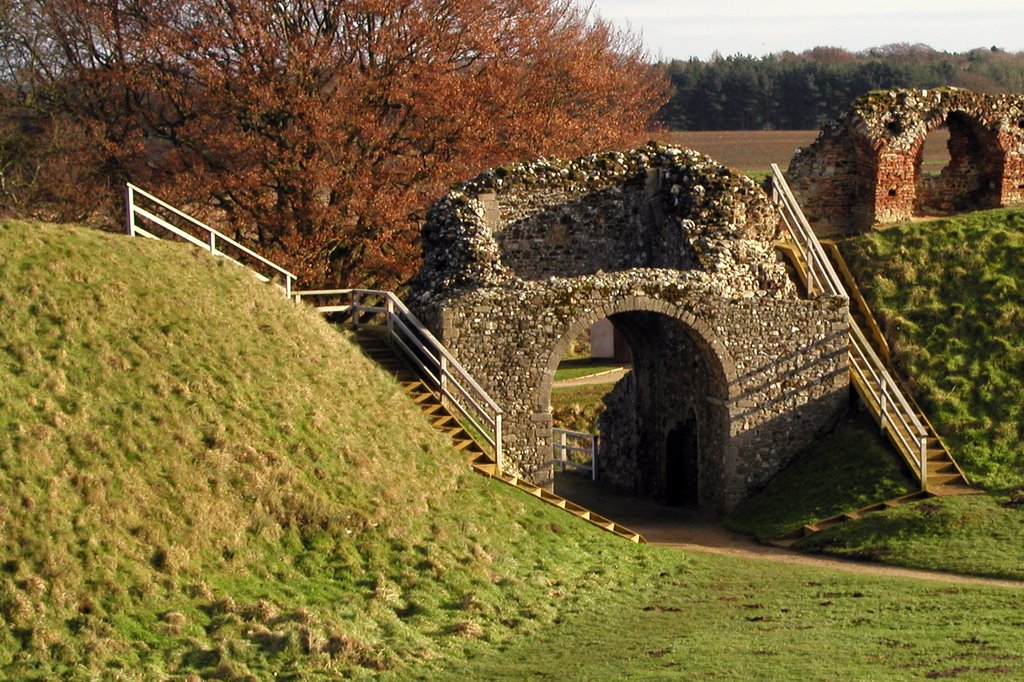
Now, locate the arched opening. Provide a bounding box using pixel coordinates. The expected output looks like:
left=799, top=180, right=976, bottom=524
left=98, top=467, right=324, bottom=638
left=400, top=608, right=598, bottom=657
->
left=540, top=303, right=731, bottom=512
left=914, top=112, right=1003, bottom=215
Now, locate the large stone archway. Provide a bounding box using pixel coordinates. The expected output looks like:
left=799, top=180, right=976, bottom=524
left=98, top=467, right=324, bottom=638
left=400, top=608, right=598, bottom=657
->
left=536, top=295, right=735, bottom=509
left=788, top=88, right=1024, bottom=234
left=410, top=144, right=849, bottom=513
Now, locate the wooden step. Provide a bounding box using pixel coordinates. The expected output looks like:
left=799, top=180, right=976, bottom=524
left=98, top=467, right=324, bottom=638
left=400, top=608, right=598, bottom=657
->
left=472, top=462, right=499, bottom=476
left=928, top=483, right=980, bottom=496
left=927, top=460, right=957, bottom=473
left=926, top=472, right=966, bottom=487
left=467, top=452, right=495, bottom=468
left=431, top=415, right=457, bottom=428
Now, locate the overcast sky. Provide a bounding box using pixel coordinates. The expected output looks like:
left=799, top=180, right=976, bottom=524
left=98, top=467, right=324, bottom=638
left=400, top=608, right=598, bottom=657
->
left=583, top=0, right=1024, bottom=61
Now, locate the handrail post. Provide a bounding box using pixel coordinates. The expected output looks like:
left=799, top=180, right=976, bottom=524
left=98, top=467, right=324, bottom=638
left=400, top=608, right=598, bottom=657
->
left=559, top=430, right=568, bottom=472
left=352, top=291, right=360, bottom=330
left=590, top=433, right=598, bottom=481
left=386, top=295, right=395, bottom=341
left=439, top=354, right=448, bottom=398
left=125, top=184, right=136, bottom=236
left=920, top=433, right=928, bottom=491
left=879, top=379, right=888, bottom=433
left=209, top=231, right=217, bottom=255
left=494, top=414, right=503, bottom=473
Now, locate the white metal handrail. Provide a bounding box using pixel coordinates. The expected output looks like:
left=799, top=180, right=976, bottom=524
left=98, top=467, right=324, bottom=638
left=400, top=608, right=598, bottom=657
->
left=552, top=428, right=597, bottom=481
left=770, top=164, right=929, bottom=489
left=294, top=289, right=504, bottom=468
left=770, top=164, right=846, bottom=298
left=125, top=183, right=297, bottom=298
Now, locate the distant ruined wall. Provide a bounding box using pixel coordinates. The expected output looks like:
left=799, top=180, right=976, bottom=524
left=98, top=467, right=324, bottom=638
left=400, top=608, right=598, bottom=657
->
left=788, top=88, right=1024, bottom=234
left=411, top=145, right=848, bottom=513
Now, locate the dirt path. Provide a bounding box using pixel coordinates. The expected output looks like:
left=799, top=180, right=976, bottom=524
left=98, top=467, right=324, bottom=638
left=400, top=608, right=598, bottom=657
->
left=552, top=367, right=629, bottom=388
left=554, top=473, right=1024, bottom=589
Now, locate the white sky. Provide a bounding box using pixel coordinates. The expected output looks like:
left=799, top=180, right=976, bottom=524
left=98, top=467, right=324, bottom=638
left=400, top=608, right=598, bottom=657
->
left=582, top=0, right=1024, bottom=61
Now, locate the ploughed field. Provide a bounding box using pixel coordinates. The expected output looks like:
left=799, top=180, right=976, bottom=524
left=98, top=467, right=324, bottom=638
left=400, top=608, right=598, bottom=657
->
left=660, top=128, right=952, bottom=175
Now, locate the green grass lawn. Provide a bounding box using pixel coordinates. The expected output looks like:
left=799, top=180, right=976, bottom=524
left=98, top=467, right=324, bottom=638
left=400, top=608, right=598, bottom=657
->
left=5, top=219, right=1024, bottom=680
left=438, top=548, right=1024, bottom=681
left=553, top=358, right=625, bottom=382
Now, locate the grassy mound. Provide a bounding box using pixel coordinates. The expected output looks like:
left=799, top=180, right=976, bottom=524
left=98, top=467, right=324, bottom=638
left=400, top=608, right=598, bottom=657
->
left=839, top=208, right=1024, bottom=490
left=0, top=221, right=648, bottom=679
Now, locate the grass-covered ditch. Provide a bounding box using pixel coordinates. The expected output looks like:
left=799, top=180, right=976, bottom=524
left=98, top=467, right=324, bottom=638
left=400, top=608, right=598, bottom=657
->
left=3, top=220, right=1024, bottom=679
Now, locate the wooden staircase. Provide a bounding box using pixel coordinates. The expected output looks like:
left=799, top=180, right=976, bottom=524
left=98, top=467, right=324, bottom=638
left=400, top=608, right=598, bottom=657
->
left=777, top=241, right=973, bottom=490
left=350, top=328, right=646, bottom=543
left=769, top=490, right=932, bottom=548
left=821, top=241, right=972, bottom=495
left=769, top=164, right=976, bottom=547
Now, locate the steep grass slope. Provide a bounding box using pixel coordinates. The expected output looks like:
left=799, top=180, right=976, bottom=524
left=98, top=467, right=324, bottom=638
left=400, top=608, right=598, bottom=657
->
left=0, top=221, right=649, bottom=679
left=840, top=208, right=1024, bottom=490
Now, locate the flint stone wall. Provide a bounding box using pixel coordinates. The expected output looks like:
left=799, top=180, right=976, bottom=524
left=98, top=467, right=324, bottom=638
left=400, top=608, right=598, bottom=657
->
left=411, top=144, right=849, bottom=513
left=788, top=88, right=1024, bottom=234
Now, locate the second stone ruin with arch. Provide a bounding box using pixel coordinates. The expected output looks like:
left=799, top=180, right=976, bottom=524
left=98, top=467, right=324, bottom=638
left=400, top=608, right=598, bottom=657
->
left=787, top=88, right=1024, bottom=233
left=410, top=144, right=849, bottom=513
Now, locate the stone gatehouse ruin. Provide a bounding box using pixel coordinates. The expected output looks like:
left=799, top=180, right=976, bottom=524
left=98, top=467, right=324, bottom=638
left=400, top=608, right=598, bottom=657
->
left=787, top=88, right=1024, bottom=234
left=410, top=144, right=849, bottom=512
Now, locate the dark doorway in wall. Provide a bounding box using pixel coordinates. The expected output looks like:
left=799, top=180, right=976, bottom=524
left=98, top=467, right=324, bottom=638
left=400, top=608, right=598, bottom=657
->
left=665, top=412, right=699, bottom=507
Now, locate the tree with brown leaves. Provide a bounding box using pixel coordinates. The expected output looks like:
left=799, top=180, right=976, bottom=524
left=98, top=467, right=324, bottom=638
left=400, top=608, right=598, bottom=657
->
left=1, top=0, right=667, bottom=287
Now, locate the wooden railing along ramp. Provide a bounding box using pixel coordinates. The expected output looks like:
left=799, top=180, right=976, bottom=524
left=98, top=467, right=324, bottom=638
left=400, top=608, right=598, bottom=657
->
left=126, top=184, right=643, bottom=543
left=770, top=164, right=974, bottom=544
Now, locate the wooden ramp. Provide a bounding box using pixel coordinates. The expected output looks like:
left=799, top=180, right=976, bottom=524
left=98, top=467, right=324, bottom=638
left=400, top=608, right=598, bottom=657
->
left=351, top=328, right=645, bottom=544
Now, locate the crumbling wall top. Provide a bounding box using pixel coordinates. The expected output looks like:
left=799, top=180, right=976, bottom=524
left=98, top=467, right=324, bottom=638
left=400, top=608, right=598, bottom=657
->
left=413, top=143, right=791, bottom=303
left=819, top=87, right=1024, bottom=151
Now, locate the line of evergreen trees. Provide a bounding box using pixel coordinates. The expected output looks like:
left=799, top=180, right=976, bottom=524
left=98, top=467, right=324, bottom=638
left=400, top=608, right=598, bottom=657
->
left=659, top=44, right=1024, bottom=130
